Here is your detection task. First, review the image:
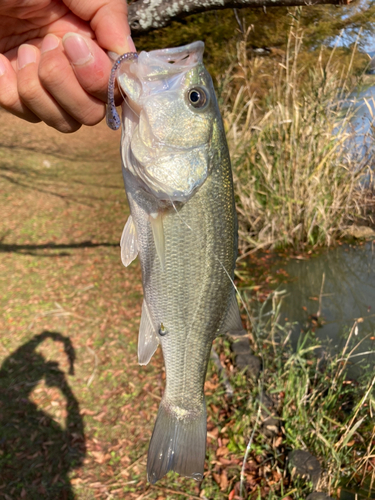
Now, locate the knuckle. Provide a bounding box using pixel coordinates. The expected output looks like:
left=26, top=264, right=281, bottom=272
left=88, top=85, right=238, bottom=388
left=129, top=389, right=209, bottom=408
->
left=82, top=74, right=106, bottom=96
left=38, top=57, right=64, bottom=87
left=79, top=103, right=105, bottom=126
left=17, top=75, right=41, bottom=103
left=54, top=120, right=82, bottom=134
left=0, top=88, right=19, bottom=109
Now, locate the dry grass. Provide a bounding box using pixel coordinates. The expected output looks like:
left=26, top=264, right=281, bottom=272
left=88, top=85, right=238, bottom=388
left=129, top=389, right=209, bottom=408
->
left=220, top=27, right=375, bottom=254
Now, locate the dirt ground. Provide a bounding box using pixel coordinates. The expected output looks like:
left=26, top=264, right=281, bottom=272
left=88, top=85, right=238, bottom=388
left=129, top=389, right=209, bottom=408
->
left=0, top=112, right=205, bottom=500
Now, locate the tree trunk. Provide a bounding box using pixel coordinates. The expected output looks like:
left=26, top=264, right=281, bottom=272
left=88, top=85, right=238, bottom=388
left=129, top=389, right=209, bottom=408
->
left=128, top=0, right=354, bottom=35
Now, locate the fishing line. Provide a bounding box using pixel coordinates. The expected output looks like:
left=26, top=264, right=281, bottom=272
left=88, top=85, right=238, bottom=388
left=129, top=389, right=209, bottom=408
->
left=119, top=86, right=142, bottom=120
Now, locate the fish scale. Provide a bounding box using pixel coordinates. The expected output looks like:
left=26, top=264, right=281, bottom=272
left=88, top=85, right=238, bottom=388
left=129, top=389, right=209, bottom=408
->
left=107, top=41, right=241, bottom=484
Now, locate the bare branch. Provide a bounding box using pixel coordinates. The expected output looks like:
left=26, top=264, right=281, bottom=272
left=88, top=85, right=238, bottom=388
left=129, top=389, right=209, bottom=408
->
left=128, top=0, right=354, bottom=35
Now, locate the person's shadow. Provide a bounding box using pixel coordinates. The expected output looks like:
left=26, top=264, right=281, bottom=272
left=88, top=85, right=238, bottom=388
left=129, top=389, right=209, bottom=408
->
left=0, top=331, right=86, bottom=499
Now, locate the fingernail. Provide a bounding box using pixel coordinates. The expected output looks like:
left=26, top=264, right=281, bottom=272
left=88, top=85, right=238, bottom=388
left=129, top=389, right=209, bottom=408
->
left=41, top=34, right=60, bottom=54
left=126, top=36, right=137, bottom=53
left=63, top=33, right=93, bottom=66
left=18, top=44, right=37, bottom=70
left=0, top=56, right=6, bottom=76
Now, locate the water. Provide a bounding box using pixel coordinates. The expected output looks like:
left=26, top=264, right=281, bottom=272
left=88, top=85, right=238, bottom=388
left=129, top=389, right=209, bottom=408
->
left=277, top=242, right=375, bottom=378
left=339, top=80, right=375, bottom=179
left=353, top=86, right=374, bottom=132
left=351, top=83, right=375, bottom=155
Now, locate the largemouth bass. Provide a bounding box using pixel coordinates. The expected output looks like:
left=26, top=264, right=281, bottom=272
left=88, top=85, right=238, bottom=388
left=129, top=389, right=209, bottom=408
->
left=107, top=42, right=243, bottom=484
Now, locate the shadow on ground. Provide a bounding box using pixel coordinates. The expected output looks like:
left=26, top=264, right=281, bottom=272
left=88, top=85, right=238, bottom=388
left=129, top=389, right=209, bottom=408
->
left=0, top=331, right=86, bottom=500
left=0, top=239, right=118, bottom=257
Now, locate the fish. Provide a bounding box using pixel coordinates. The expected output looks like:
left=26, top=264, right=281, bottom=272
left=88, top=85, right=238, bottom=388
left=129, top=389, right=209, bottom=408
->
left=106, top=41, right=243, bottom=484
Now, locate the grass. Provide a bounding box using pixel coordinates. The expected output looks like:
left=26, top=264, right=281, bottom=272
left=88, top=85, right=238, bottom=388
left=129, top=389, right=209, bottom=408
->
left=201, top=293, right=375, bottom=500
left=220, top=26, right=375, bottom=253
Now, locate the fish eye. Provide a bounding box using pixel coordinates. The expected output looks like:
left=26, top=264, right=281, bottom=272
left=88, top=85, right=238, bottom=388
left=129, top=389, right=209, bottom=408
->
left=187, top=87, right=209, bottom=109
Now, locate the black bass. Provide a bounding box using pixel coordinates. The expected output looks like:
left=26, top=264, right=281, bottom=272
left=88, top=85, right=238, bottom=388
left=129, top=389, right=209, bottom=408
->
left=107, top=42, right=242, bottom=484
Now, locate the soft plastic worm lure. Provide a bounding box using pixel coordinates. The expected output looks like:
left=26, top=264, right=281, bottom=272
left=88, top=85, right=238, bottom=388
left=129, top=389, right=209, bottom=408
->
left=106, top=52, right=138, bottom=131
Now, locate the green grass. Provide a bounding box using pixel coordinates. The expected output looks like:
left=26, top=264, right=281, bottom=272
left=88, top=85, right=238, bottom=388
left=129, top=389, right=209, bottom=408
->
left=201, top=294, right=375, bottom=500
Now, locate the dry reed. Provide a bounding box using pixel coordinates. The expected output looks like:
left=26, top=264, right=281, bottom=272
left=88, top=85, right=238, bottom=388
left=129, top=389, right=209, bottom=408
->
left=220, top=27, right=375, bottom=253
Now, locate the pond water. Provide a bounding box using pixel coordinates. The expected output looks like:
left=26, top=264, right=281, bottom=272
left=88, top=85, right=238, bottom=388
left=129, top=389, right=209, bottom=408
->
left=277, top=242, right=375, bottom=379
left=350, top=83, right=375, bottom=161
left=353, top=84, right=375, bottom=133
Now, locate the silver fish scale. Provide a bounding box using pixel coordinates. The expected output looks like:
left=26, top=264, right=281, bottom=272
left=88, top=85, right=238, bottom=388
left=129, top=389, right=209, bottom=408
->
left=126, top=119, right=236, bottom=418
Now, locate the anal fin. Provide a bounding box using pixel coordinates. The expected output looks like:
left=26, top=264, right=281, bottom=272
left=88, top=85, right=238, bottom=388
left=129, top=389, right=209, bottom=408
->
left=120, top=215, right=138, bottom=267
left=149, top=213, right=165, bottom=271
left=138, top=300, right=159, bottom=365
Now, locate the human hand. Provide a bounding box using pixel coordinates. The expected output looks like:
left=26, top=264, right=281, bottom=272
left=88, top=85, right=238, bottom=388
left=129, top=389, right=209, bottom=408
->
left=0, top=0, right=135, bottom=132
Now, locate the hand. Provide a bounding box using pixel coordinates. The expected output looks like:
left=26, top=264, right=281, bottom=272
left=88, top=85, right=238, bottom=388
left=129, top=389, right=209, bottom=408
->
left=0, top=0, right=135, bottom=133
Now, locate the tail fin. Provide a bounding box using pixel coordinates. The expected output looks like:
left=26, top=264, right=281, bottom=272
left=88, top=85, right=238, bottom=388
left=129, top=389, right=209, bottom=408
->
left=147, top=400, right=207, bottom=484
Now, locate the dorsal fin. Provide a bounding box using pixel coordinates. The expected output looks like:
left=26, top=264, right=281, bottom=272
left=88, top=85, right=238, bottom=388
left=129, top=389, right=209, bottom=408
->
left=138, top=300, right=159, bottom=365
left=120, top=215, right=139, bottom=267
left=149, top=213, right=165, bottom=271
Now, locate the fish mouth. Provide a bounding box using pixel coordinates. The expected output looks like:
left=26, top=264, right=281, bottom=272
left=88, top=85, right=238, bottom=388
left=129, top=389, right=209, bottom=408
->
left=136, top=41, right=205, bottom=78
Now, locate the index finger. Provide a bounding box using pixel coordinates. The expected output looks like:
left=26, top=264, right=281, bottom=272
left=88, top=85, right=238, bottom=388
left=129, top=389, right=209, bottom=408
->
left=63, top=0, right=133, bottom=54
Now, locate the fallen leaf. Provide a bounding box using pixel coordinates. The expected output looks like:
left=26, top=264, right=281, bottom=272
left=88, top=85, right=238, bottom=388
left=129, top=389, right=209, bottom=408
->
left=71, top=478, right=83, bottom=485
left=216, top=446, right=229, bottom=457
left=91, top=451, right=110, bottom=464
left=274, top=436, right=283, bottom=447
left=93, top=411, right=106, bottom=422
left=220, top=470, right=228, bottom=491
left=80, top=408, right=96, bottom=416
left=205, top=380, right=218, bottom=391
left=213, top=472, right=221, bottom=485
left=207, top=431, right=218, bottom=441
left=219, top=456, right=236, bottom=465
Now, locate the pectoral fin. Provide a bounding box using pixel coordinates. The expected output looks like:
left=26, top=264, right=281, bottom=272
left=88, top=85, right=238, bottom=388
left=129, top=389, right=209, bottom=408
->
left=138, top=300, right=159, bottom=365
left=218, top=291, right=246, bottom=336
left=149, top=213, right=165, bottom=271
left=120, top=215, right=138, bottom=267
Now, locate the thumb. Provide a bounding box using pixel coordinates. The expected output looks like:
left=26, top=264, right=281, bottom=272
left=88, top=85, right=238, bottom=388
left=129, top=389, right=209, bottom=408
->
left=63, top=0, right=136, bottom=55
left=62, top=33, right=133, bottom=102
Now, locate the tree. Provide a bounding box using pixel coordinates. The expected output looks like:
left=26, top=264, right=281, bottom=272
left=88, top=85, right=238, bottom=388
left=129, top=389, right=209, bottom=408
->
left=128, top=0, right=356, bottom=35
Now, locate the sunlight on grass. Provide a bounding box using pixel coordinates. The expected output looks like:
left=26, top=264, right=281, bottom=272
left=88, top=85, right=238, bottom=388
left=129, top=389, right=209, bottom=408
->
left=221, top=25, right=375, bottom=253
